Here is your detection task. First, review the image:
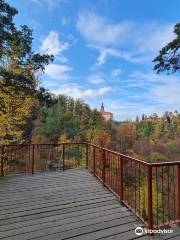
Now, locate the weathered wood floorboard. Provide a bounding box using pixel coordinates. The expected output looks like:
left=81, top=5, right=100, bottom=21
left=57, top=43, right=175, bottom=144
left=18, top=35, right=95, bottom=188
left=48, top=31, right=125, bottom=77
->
left=0, top=169, right=179, bottom=240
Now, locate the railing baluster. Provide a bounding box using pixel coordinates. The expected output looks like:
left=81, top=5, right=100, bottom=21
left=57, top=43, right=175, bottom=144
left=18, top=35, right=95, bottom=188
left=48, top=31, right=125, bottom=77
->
left=62, top=143, right=65, bottom=171
left=135, top=162, right=137, bottom=213
left=120, top=156, right=124, bottom=204
left=162, top=166, right=165, bottom=224
left=102, top=149, right=105, bottom=183
left=167, top=166, right=170, bottom=224
left=93, top=146, right=95, bottom=174
left=147, top=165, right=153, bottom=230
left=86, top=143, right=88, bottom=169
left=173, top=164, right=176, bottom=223
left=1, top=146, right=4, bottom=177
left=156, top=167, right=158, bottom=226
left=139, top=163, right=141, bottom=216
left=32, top=145, right=35, bottom=174
left=178, top=164, right=180, bottom=226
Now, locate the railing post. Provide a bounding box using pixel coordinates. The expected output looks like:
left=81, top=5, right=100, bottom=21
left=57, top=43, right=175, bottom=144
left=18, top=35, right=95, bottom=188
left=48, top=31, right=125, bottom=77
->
left=120, top=156, right=124, bottom=203
left=93, top=146, right=95, bottom=174
left=147, top=165, right=153, bottom=230
left=102, top=149, right=106, bottom=183
left=178, top=164, right=180, bottom=226
left=32, top=145, right=35, bottom=174
left=1, top=146, right=4, bottom=177
left=62, top=143, right=65, bottom=171
left=86, top=143, right=88, bottom=169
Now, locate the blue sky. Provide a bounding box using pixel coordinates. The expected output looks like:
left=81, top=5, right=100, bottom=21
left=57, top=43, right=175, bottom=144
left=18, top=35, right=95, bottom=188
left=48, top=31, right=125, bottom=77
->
left=7, top=0, right=180, bottom=120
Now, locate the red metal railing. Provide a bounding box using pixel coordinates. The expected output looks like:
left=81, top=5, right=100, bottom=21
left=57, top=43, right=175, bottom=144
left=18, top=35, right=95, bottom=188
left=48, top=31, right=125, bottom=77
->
left=86, top=143, right=180, bottom=230
left=0, top=142, right=180, bottom=230
left=0, top=143, right=87, bottom=175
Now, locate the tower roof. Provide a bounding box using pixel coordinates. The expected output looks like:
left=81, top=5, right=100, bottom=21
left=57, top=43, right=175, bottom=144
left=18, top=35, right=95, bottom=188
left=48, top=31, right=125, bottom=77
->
left=100, top=102, right=105, bottom=112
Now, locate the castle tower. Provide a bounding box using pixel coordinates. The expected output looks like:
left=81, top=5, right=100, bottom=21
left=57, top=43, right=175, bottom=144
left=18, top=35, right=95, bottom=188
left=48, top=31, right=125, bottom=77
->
left=100, top=102, right=105, bottom=113
left=100, top=103, right=113, bottom=121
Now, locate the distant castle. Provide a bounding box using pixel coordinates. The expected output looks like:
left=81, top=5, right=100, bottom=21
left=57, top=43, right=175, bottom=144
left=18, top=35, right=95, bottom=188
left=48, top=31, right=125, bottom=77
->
left=100, top=103, right=113, bottom=121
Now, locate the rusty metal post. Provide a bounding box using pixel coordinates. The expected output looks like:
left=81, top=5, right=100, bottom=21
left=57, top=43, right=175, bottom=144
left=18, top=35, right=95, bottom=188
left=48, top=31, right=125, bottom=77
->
left=120, top=156, right=124, bottom=203
left=102, top=149, right=106, bottom=183
left=32, top=145, right=35, bottom=174
left=147, top=165, right=153, bottom=230
left=1, top=146, right=4, bottom=177
left=62, top=143, right=65, bottom=171
left=86, top=143, right=88, bottom=169
left=178, top=164, right=180, bottom=226
left=93, top=146, right=95, bottom=174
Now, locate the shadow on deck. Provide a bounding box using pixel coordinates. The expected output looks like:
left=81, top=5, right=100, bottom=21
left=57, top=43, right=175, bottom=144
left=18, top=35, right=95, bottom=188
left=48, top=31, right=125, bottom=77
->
left=0, top=169, right=180, bottom=240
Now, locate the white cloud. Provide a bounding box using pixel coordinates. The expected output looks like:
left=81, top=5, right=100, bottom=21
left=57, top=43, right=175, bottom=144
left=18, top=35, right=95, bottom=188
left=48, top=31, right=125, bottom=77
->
left=149, top=83, right=180, bottom=105
left=145, top=76, right=180, bottom=105
left=98, top=87, right=112, bottom=95
left=88, top=74, right=104, bottom=84
left=77, top=12, right=175, bottom=65
left=45, top=63, right=72, bottom=80
left=41, top=31, right=69, bottom=62
left=41, top=31, right=73, bottom=84
left=96, top=48, right=136, bottom=65
left=97, top=48, right=121, bottom=65
left=136, top=23, right=174, bottom=54
left=126, top=23, right=175, bottom=63
left=77, top=12, right=131, bottom=47
left=127, top=71, right=180, bottom=106
left=53, top=84, right=112, bottom=99
left=111, top=68, right=122, bottom=77
left=128, top=71, right=179, bottom=85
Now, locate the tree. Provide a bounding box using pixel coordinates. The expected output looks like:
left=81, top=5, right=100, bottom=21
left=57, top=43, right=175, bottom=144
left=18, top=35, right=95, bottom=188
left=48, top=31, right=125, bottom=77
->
left=116, top=123, right=136, bottom=152
left=0, top=0, right=17, bottom=57
left=136, top=115, right=139, bottom=122
left=33, top=95, right=109, bottom=145
left=153, top=23, right=180, bottom=73
left=0, top=0, right=53, bottom=143
left=87, top=129, right=111, bottom=147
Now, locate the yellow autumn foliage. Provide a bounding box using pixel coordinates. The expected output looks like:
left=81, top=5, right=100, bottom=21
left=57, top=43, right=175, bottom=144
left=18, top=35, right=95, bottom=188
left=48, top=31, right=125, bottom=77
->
left=0, top=86, right=37, bottom=144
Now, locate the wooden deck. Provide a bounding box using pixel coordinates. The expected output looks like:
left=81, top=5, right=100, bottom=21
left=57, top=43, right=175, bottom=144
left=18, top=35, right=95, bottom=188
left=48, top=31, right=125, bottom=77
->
left=0, top=169, right=179, bottom=240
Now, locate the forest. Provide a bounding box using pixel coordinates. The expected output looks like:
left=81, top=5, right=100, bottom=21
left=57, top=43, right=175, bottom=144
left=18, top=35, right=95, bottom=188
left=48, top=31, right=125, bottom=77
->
left=112, top=111, right=180, bottom=162
left=32, top=96, right=180, bottom=163
left=0, top=0, right=180, bottom=163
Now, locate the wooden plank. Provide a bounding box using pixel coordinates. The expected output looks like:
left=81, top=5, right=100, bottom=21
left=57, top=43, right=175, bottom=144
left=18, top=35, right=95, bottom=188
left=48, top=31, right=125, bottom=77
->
left=0, top=204, right=127, bottom=232
left=99, top=230, right=148, bottom=240
left=68, top=223, right=144, bottom=240
left=0, top=211, right=135, bottom=239
left=0, top=189, right=111, bottom=208
left=164, top=236, right=180, bottom=240
left=34, top=220, right=138, bottom=240
left=0, top=179, right=98, bottom=194
left=0, top=199, right=117, bottom=226
left=0, top=173, right=97, bottom=186
left=0, top=184, right=104, bottom=201
left=0, top=193, right=113, bottom=214
left=0, top=216, right=137, bottom=240
left=0, top=195, right=116, bottom=221
left=156, top=228, right=180, bottom=240
left=0, top=170, right=92, bottom=184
